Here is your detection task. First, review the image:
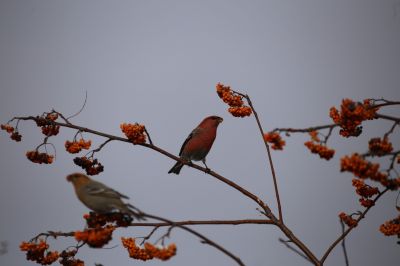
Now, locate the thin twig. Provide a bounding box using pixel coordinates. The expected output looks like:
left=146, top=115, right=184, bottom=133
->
left=130, top=219, right=273, bottom=227
left=384, top=121, right=399, bottom=139
left=273, top=124, right=337, bottom=134
left=339, top=220, right=350, bottom=266
left=86, top=138, right=113, bottom=158
left=376, top=113, right=400, bottom=123
left=67, top=91, right=88, bottom=120
left=242, top=92, right=283, bottom=223
left=278, top=238, right=312, bottom=263
left=138, top=226, right=160, bottom=245
left=322, top=126, right=335, bottom=144
left=320, top=188, right=389, bottom=264
left=370, top=99, right=400, bottom=109
left=144, top=126, right=153, bottom=145
left=143, top=213, right=246, bottom=266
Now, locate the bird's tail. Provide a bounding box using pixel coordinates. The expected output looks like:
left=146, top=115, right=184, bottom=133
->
left=168, top=162, right=184, bottom=175
left=124, top=204, right=146, bottom=221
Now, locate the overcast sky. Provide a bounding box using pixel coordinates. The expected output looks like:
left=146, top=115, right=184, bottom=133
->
left=1, top=1, right=399, bottom=266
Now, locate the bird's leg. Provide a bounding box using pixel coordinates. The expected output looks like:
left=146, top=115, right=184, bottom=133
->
left=202, top=159, right=211, bottom=173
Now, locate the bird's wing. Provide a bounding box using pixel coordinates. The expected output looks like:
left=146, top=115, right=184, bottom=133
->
left=84, top=181, right=129, bottom=199
left=178, top=127, right=201, bottom=156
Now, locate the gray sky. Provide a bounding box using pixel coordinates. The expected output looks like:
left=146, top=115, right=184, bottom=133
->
left=1, top=1, right=399, bottom=265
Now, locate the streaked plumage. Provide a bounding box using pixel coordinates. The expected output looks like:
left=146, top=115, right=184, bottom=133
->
left=66, top=173, right=145, bottom=220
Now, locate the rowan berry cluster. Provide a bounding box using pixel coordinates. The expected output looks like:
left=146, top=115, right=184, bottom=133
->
left=121, top=237, right=177, bottom=261
left=1, top=124, right=22, bottom=142
left=216, top=83, right=252, bottom=117
left=120, top=123, right=147, bottom=144
left=352, top=179, right=379, bottom=207
left=304, top=131, right=335, bottom=160
left=304, top=141, right=335, bottom=160
left=83, top=212, right=132, bottom=228
left=329, top=99, right=378, bottom=137
left=26, top=150, right=54, bottom=164
left=65, top=139, right=92, bottom=154
left=59, top=250, right=84, bottom=266
left=73, top=156, right=104, bottom=175
left=74, top=225, right=115, bottom=248
left=20, top=240, right=59, bottom=265
left=41, top=124, right=60, bottom=136
left=263, top=132, right=285, bottom=150
left=339, top=212, right=358, bottom=227
left=368, top=137, right=393, bottom=156
left=340, top=153, right=387, bottom=184
left=36, top=113, right=60, bottom=137
left=379, top=215, right=400, bottom=236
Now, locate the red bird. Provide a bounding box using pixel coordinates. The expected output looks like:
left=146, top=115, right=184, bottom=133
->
left=168, top=115, right=223, bottom=174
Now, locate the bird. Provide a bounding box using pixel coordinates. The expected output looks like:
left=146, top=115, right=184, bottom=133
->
left=168, top=115, right=223, bottom=175
left=66, top=172, right=145, bottom=220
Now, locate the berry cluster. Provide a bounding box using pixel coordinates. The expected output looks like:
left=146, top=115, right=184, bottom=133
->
left=65, top=139, right=91, bottom=154
left=380, top=215, right=400, bottom=236
left=121, top=237, right=177, bottom=261
left=41, top=124, right=60, bottom=137
left=83, top=212, right=132, bottom=228
left=1, top=124, right=22, bottom=142
left=304, top=131, right=335, bottom=160
left=74, top=225, right=115, bottom=248
left=263, top=132, right=285, bottom=150
left=36, top=113, right=60, bottom=137
left=368, top=137, right=393, bottom=156
left=329, top=99, right=378, bottom=137
left=340, top=153, right=387, bottom=184
left=20, top=240, right=59, bottom=265
left=216, top=83, right=252, bottom=117
left=59, top=250, right=84, bottom=266
left=120, top=123, right=147, bottom=144
left=304, top=141, right=335, bottom=160
left=352, top=179, right=379, bottom=207
left=339, top=212, right=358, bottom=227
left=73, top=156, right=104, bottom=175
left=26, top=150, right=54, bottom=164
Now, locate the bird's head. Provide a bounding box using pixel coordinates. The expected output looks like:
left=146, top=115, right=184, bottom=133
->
left=200, top=116, right=223, bottom=128
left=66, top=173, right=91, bottom=186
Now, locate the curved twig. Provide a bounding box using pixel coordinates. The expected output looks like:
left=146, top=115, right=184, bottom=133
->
left=67, top=91, right=88, bottom=120
left=143, top=213, right=246, bottom=266
left=320, top=188, right=389, bottom=264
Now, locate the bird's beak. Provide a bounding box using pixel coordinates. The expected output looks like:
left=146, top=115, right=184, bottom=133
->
left=218, top=117, right=223, bottom=123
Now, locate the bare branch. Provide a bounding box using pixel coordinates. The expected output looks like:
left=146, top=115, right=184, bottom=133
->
left=242, top=93, right=283, bottom=223
left=67, top=91, right=88, bottom=120
left=278, top=238, right=312, bottom=263
left=143, top=213, right=246, bottom=266
left=273, top=124, right=337, bottom=134
left=320, top=188, right=389, bottom=264
left=376, top=113, right=400, bottom=123
left=339, top=220, right=350, bottom=266
left=130, top=219, right=273, bottom=227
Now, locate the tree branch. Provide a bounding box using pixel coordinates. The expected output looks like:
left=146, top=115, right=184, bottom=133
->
left=9, top=115, right=319, bottom=265
left=320, top=188, right=389, bottom=264
left=143, top=213, right=246, bottom=266
left=130, top=219, right=273, bottom=227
